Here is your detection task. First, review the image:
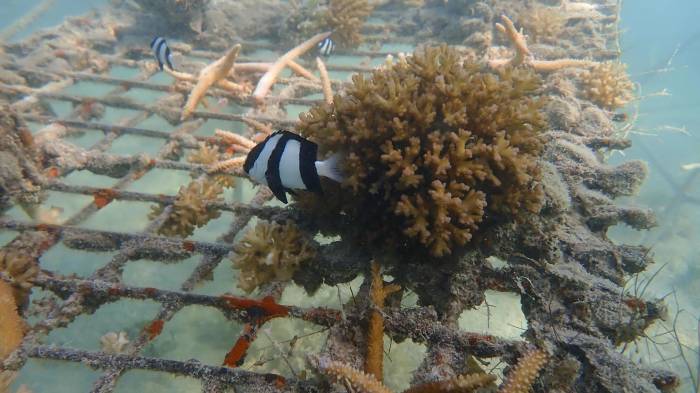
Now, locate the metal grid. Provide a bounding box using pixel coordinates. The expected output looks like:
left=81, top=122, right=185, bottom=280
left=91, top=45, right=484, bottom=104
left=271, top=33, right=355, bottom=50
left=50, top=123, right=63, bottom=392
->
left=0, top=1, right=684, bottom=392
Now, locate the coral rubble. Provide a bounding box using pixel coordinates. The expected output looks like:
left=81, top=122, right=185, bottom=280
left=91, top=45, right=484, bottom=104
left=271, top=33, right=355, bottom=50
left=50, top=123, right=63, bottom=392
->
left=232, top=220, right=316, bottom=293
left=298, top=45, right=546, bottom=257
left=580, top=61, right=635, bottom=110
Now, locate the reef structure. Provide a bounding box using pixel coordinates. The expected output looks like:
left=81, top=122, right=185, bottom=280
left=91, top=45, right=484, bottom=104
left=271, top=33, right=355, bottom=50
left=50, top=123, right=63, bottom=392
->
left=0, top=0, right=680, bottom=392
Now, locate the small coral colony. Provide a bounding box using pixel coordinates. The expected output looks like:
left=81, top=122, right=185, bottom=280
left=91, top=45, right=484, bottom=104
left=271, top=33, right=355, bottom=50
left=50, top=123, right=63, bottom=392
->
left=143, top=0, right=635, bottom=390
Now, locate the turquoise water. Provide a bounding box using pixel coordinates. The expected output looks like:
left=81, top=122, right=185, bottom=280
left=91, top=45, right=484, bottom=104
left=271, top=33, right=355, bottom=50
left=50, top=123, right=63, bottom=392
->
left=1, top=0, right=699, bottom=392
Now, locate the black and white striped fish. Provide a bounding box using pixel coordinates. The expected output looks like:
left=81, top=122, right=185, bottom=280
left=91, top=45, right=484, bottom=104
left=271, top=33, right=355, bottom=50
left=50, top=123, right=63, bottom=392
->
left=150, top=37, right=174, bottom=71
left=243, top=130, right=343, bottom=203
left=317, top=37, right=335, bottom=57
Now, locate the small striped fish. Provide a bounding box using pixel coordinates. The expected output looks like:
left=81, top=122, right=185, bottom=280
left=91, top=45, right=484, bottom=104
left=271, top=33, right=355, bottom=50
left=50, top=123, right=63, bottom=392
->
left=150, top=37, right=174, bottom=71
left=244, top=130, right=343, bottom=203
left=317, top=37, right=335, bottom=57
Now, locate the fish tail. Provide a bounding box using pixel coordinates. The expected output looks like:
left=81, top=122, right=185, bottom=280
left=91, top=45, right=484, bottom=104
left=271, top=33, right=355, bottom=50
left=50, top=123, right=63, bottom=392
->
left=316, top=152, right=344, bottom=183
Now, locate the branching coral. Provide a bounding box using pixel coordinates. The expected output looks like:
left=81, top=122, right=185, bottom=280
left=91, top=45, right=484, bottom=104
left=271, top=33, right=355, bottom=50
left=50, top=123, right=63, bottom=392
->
left=324, top=0, right=374, bottom=47
left=281, top=0, right=373, bottom=49
left=0, top=250, right=39, bottom=307
left=298, top=45, right=546, bottom=257
left=0, top=280, right=24, bottom=361
left=518, top=5, right=565, bottom=44
left=149, top=178, right=223, bottom=237
left=580, top=61, right=635, bottom=110
left=232, top=220, right=316, bottom=293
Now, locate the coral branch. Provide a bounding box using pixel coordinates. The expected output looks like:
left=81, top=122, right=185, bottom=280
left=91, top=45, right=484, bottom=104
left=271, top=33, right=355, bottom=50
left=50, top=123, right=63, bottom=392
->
left=180, top=44, right=242, bottom=120
left=215, top=129, right=256, bottom=150
left=316, top=57, right=334, bottom=105
left=252, top=32, right=331, bottom=103
left=317, top=357, right=393, bottom=393
left=498, top=349, right=548, bottom=393
left=208, top=157, right=246, bottom=174
left=489, top=15, right=594, bottom=72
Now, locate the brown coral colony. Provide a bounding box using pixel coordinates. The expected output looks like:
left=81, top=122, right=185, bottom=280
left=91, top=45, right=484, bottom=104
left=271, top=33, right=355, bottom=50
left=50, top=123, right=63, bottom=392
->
left=298, top=45, right=546, bottom=257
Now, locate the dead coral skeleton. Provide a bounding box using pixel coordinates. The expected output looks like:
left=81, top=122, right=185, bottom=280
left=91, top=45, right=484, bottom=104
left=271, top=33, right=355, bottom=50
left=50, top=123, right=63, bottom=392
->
left=231, top=220, right=316, bottom=293
left=165, top=44, right=248, bottom=120
left=489, top=15, right=595, bottom=72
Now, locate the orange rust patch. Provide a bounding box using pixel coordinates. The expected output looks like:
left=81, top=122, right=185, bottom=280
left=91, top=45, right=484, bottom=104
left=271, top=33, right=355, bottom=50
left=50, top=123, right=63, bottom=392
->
left=220, top=295, right=289, bottom=320
left=36, top=223, right=51, bottom=232
left=145, top=319, right=165, bottom=341
left=182, top=241, right=195, bottom=252
left=274, top=376, right=286, bottom=389
left=93, top=189, right=117, bottom=209
left=223, top=334, right=252, bottom=368
left=144, top=287, right=158, bottom=297
left=46, top=167, right=60, bottom=178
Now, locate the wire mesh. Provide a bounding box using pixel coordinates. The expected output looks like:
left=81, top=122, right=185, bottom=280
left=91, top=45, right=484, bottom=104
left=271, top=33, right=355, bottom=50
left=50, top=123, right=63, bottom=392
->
left=0, top=1, right=686, bottom=392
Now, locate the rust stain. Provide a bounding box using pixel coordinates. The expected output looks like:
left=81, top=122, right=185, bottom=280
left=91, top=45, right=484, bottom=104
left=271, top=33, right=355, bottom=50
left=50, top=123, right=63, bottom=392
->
left=145, top=319, right=165, bottom=341
left=223, top=324, right=255, bottom=368
left=93, top=189, right=117, bottom=209
left=220, top=295, right=289, bottom=321
left=182, top=241, right=195, bottom=252
left=46, top=167, right=60, bottom=178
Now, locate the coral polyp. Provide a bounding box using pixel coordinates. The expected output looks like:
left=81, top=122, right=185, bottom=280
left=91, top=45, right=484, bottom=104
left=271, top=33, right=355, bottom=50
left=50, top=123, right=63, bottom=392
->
left=232, top=220, right=316, bottom=293
left=150, top=178, right=223, bottom=237
left=298, top=45, right=546, bottom=257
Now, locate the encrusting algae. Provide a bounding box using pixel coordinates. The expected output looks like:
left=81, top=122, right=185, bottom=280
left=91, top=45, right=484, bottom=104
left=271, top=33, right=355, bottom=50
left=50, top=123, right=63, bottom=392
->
left=231, top=220, right=316, bottom=293
left=298, top=45, right=546, bottom=257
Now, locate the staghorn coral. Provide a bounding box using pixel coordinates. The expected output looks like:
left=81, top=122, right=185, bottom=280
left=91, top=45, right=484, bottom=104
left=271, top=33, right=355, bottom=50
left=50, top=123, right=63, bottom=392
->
left=149, top=178, right=223, bottom=237
left=281, top=0, right=373, bottom=49
left=0, top=280, right=24, bottom=361
left=187, top=143, right=236, bottom=188
left=298, top=45, right=546, bottom=257
left=0, top=250, right=39, bottom=308
left=232, top=220, right=316, bottom=293
left=580, top=61, right=635, bottom=110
